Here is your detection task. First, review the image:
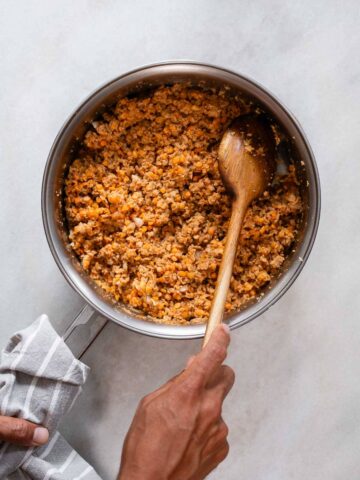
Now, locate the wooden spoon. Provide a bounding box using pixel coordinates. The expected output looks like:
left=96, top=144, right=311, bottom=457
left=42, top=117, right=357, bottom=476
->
left=203, top=115, right=276, bottom=347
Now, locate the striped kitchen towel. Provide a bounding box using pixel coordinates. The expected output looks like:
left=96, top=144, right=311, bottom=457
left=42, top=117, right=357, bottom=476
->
left=0, top=315, right=101, bottom=479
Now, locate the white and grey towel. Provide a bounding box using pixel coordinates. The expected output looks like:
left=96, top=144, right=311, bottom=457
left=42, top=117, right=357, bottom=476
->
left=0, top=315, right=101, bottom=479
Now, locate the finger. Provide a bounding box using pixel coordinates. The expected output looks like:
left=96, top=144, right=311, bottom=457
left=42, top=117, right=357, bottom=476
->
left=188, top=324, right=230, bottom=382
left=206, top=364, right=233, bottom=388
left=213, top=440, right=230, bottom=464
left=201, top=418, right=223, bottom=442
left=202, top=421, right=229, bottom=457
left=0, top=416, right=49, bottom=447
left=205, top=440, right=230, bottom=468
left=207, top=365, right=235, bottom=400
left=198, top=440, right=230, bottom=479
left=185, top=355, right=196, bottom=369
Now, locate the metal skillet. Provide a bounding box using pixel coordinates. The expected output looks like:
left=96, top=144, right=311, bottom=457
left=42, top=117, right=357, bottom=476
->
left=41, top=61, right=321, bottom=356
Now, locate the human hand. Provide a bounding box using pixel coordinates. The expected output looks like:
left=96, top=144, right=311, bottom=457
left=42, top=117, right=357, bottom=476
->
left=0, top=416, right=49, bottom=447
left=118, top=324, right=234, bottom=480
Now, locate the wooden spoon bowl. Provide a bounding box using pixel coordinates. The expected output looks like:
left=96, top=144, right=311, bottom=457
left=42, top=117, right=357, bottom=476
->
left=218, top=115, right=275, bottom=202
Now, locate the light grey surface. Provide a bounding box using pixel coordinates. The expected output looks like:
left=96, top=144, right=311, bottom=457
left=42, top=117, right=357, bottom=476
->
left=0, top=1, right=359, bottom=479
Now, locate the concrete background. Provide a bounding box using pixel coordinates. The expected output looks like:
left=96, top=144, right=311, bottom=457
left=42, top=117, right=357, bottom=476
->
left=1, top=0, right=360, bottom=478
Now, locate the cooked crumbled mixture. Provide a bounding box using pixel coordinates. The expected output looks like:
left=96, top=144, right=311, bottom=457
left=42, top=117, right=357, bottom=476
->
left=65, top=84, right=303, bottom=325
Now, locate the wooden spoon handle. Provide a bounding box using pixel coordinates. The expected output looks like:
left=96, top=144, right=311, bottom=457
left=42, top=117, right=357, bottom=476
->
left=203, top=200, right=246, bottom=347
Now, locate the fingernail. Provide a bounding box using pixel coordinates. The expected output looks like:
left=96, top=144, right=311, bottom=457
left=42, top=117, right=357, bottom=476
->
left=221, top=323, right=230, bottom=334
left=33, top=427, right=49, bottom=446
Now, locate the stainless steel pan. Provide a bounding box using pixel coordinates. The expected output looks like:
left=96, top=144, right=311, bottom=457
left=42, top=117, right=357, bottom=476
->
left=42, top=61, right=321, bottom=354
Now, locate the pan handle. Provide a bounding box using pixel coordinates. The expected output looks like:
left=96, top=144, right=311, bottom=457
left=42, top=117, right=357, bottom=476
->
left=63, top=304, right=108, bottom=359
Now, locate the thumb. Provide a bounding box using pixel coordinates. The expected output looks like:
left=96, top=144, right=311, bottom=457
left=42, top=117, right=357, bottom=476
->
left=190, top=324, right=230, bottom=379
left=0, top=415, right=49, bottom=447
